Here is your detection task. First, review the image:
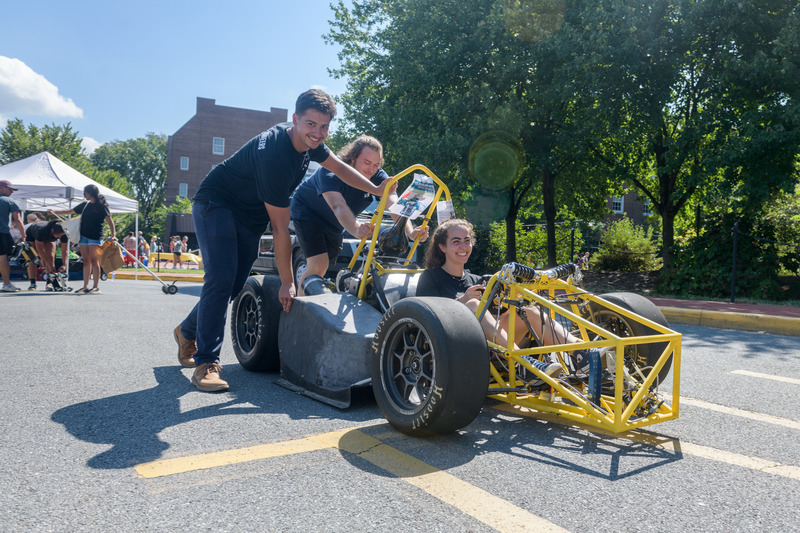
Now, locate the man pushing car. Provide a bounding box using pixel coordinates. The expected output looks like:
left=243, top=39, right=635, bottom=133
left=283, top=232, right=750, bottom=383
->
left=173, top=89, right=392, bottom=392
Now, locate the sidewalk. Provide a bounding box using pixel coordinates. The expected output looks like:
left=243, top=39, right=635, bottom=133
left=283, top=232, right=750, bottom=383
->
left=647, top=296, right=800, bottom=337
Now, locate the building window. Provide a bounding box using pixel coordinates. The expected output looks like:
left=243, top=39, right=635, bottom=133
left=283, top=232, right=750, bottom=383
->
left=180, top=156, right=189, bottom=171
left=212, top=137, right=225, bottom=155
left=611, top=196, right=624, bottom=214
left=642, top=199, right=652, bottom=216
left=179, top=183, right=188, bottom=197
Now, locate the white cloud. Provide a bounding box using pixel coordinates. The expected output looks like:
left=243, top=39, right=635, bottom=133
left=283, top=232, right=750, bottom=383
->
left=0, top=56, right=83, bottom=118
left=81, top=136, right=101, bottom=155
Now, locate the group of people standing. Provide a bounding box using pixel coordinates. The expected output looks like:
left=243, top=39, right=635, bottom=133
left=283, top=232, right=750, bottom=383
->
left=0, top=180, right=115, bottom=293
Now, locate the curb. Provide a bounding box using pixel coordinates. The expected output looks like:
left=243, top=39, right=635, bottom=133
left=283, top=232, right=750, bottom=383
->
left=106, top=274, right=800, bottom=337
left=660, top=306, right=800, bottom=337
left=110, top=271, right=203, bottom=283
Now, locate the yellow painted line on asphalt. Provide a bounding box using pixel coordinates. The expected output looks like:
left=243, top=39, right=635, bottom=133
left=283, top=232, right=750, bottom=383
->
left=731, top=370, right=800, bottom=386
left=136, top=427, right=566, bottom=533
left=338, top=430, right=567, bottom=533
left=135, top=429, right=349, bottom=478
left=663, top=394, right=800, bottom=431
left=492, top=404, right=800, bottom=482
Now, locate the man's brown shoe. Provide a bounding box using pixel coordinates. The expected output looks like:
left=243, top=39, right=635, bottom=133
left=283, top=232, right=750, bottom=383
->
left=173, top=326, right=196, bottom=368
left=191, top=362, right=229, bottom=392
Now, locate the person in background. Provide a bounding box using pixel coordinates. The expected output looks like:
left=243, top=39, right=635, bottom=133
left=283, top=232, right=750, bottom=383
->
left=0, top=179, right=26, bottom=292
left=22, top=213, right=45, bottom=290
left=290, top=135, right=425, bottom=294
left=137, top=231, right=148, bottom=265
left=49, top=184, right=116, bottom=294
left=173, top=234, right=184, bottom=269
left=26, top=220, right=69, bottom=291
left=122, top=232, right=137, bottom=267
left=173, top=89, right=390, bottom=392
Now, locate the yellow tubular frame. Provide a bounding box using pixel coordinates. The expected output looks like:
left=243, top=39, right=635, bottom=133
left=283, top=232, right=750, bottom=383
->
left=481, top=274, right=681, bottom=432
left=348, top=164, right=680, bottom=433
left=346, top=164, right=450, bottom=300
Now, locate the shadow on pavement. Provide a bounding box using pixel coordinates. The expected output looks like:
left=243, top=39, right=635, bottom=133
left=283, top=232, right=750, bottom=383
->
left=51, top=365, right=383, bottom=470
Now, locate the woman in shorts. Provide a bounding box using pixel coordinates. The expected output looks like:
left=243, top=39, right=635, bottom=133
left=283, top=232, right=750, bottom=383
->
left=50, top=184, right=115, bottom=293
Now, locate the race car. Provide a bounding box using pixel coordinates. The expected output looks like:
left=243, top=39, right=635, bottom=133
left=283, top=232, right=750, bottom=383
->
left=230, top=165, right=681, bottom=436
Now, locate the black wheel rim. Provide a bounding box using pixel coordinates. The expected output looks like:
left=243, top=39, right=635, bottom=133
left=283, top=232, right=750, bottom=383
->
left=592, top=310, right=646, bottom=374
left=235, top=292, right=259, bottom=357
left=380, top=319, right=435, bottom=414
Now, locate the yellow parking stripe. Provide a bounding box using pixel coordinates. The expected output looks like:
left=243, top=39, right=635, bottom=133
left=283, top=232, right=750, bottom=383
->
left=338, top=430, right=567, bottom=533
left=136, top=427, right=567, bottom=533
left=663, top=394, right=800, bottom=431
left=731, top=370, right=800, bottom=386
left=493, top=404, right=800, bottom=482
left=135, top=429, right=349, bottom=478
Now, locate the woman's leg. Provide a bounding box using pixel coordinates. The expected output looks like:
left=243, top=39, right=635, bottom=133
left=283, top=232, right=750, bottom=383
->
left=85, top=244, right=100, bottom=288
left=79, top=244, right=91, bottom=290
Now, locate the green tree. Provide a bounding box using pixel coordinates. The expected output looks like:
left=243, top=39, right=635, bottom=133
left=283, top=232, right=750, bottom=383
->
left=580, top=0, right=800, bottom=268
left=149, top=196, right=193, bottom=240
left=90, top=133, right=167, bottom=236
left=0, top=118, right=86, bottom=166
left=326, top=0, right=610, bottom=266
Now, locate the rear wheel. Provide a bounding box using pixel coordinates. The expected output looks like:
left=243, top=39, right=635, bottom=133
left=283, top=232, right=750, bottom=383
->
left=589, top=292, right=672, bottom=387
left=372, top=297, right=489, bottom=436
left=230, top=275, right=282, bottom=371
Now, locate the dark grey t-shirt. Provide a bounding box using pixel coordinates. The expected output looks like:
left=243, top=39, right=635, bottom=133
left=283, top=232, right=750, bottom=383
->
left=416, top=267, right=483, bottom=300
left=193, top=125, right=330, bottom=233
left=0, top=195, right=20, bottom=235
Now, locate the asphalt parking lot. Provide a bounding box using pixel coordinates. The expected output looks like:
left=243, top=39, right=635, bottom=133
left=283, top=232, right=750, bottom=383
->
left=2, top=279, right=799, bottom=532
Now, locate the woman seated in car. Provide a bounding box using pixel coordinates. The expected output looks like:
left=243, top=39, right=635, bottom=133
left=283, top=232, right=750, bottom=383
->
left=290, top=135, right=429, bottom=295
left=415, top=218, right=607, bottom=382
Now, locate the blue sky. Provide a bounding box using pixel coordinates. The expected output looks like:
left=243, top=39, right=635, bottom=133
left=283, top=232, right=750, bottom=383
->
left=0, top=1, right=351, bottom=153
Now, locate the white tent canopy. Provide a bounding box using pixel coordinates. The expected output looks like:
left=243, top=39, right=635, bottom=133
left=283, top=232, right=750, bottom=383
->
left=0, top=152, right=138, bottom=213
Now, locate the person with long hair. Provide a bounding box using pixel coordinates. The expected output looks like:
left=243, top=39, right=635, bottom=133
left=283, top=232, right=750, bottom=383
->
left=416, top=219, right=607, bottom=383
left=290, top=135, right=427, bottom=294
left=49, top=184, right=116, bottom=294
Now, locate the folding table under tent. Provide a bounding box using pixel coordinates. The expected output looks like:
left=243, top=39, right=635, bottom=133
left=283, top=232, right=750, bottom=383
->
left=0, top=151, right=141, bottom=278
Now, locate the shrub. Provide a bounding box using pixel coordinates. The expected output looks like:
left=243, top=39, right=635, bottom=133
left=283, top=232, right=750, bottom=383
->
left=656, top=212, right=787, bottom=300
left=468, top=220, right=581, bottom=275
left=592, top=217, right=661, bottom=271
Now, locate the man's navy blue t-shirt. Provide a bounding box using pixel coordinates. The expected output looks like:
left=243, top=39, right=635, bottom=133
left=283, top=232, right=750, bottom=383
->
left=193, top=125, right=330, bottom=233
left=290, top=167, right=389, bottom=234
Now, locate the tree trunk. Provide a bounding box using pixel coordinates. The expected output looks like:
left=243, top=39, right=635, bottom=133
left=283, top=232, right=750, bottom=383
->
left=661, top=204, right=676, bottom=269
left=542, top=165, right=558, bottom=267
left=505, top=200, right=518, bottom=264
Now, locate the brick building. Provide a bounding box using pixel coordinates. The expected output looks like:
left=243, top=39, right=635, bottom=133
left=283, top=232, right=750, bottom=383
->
left=605, top=190, right=654, bottom=226
left=165, top=97, right=288, bottom=204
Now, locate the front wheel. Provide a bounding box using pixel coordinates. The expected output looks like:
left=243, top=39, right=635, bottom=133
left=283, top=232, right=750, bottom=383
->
left=230, top=275, right=283, bottom=371
left=371, top=297, right=489, bottom=436
left=589, top=292, right=672, bottom=387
